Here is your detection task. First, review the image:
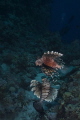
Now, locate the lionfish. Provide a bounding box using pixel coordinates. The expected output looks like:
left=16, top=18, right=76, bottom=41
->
left=35, top=51, right=64, bottom=77
left=30, top=78, right=58, bottom=102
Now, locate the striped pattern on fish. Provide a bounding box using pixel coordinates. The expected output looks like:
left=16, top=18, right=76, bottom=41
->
left=30, top=78, right=58, bottom=102
left=40, top=78, right=50, bottom=102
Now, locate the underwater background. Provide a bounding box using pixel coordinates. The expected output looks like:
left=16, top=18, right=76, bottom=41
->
left=0, top=0, right=80, bottom=120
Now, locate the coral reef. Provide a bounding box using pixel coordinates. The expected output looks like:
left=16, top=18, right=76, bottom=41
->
left=57, top=69, right=80, bottom=120
left=0, top=0, right=80, bottom=120
left=0, top=50, right=38, bottom=120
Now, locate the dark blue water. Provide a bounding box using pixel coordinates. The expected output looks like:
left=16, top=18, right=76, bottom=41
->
left=50, top=0, right=80, bottom=43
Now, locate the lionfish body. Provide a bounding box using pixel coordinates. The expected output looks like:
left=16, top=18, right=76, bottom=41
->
left=40, top=78, right=50, bottom=102
left=35, top=51, right=64, bottom=76
left=30, top=78, right=58, bottom=102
